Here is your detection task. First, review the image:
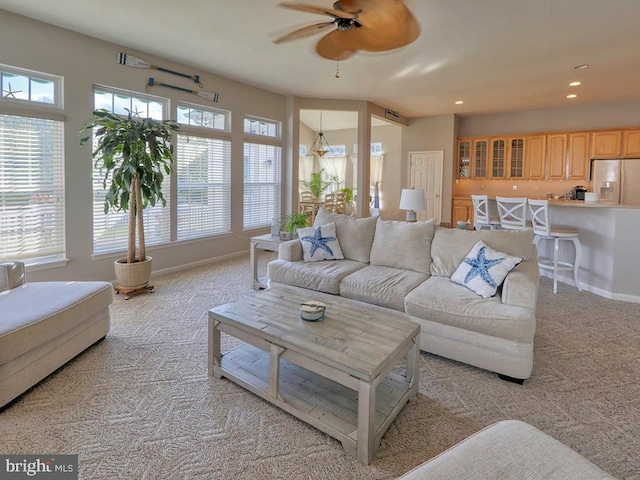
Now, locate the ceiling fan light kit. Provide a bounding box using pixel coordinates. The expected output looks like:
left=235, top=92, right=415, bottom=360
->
left=275, top=0, right=420, bottom=61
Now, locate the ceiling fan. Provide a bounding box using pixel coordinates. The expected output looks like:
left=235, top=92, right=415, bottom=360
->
left=274, top=0, right=420, bottom=61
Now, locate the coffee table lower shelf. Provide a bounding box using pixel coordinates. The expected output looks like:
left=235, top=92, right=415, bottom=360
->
left=216, top=342, right=414, bottom=462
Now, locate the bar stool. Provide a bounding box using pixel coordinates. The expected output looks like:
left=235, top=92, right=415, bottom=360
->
left=528, top=199, right=582, bottom=294
left=496, top=196, right=529, bottom=230
left=471, top=194, right=501, bottom=230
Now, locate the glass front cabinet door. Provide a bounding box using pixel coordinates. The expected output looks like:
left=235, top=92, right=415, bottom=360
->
left=457, top=139, right=471, bottom=178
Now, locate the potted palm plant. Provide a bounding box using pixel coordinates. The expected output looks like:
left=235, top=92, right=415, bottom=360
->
left=302, top=169, right=332, bottom=199
left=80, top=109, right=181, bottom=297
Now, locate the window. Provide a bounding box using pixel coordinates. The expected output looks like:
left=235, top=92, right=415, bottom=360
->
left=244, top=116, right=279, bottom=138
left=243, top=142, right=281, bottom=230
left=91, top=86, right=170, bottom=254
left=177, top=135, right=231, bottom=240
left=327, top=144, right=346, bottom=156
left=177, top=104, right=229, bottom=131
left=0, top=65, right=64, bottom=264
left=0, top=114, right=65, bottom=262
left=1, top=64, right=61, bottom=106
left=371, top=142, right=383, bottom=154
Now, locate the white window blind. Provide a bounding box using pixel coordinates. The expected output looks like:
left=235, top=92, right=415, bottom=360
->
left=92, top=86, right=170, bottom=255
left=0, top=114, right=65, bottom=261
left=243, top=142, right=281, bottom=230
left=176, top=135, right=231, bottom=240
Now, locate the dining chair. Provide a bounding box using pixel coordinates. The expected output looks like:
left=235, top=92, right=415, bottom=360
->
left=496, top=196, right=529, bottom=230
left=528, top=199, right=582, bottom=294
left=471, top=194, right=501, bottom=230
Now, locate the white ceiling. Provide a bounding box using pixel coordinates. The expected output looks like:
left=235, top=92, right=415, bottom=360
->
left=3, top=0, right=640, bottom=127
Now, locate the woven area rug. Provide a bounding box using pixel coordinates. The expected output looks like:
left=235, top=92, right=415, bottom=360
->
left=1, top=252, right=639, bottom=479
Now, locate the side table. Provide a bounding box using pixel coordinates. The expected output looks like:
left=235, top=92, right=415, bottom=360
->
left=250, top=233, right=286, bottom=290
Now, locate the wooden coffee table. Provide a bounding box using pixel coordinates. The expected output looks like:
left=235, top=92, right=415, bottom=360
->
left=208, top=286, right=420, bottom=464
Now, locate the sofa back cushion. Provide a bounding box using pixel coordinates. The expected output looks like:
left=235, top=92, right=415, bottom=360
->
left=314, top=209, right=377, bottom=263
left=430, top=227, right=536, bottom=277
left=369, top=217, right=436, bottom=275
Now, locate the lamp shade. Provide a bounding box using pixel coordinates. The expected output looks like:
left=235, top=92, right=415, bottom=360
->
left=399, top=189, right=426, bottom=211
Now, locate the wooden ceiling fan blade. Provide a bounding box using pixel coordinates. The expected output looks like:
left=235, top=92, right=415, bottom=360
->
left=316, top=31, right=358, bottom=60
left=273, top=22, right=335, bottom=44
left=278, top=2, right=357, bottom=19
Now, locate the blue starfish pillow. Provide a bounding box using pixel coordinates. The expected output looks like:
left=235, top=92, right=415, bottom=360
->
left=298, top=222, right=344, bottom=262
left=451, top=240, right=523, bottom=298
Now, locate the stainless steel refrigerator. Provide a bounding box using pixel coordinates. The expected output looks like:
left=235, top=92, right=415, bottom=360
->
left=591, top=159, right=640, bottom=205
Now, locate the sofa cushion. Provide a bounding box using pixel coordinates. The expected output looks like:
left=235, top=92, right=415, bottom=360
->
left=369, top=218, right=436, bottom=275
left=404, top=276, right=535, bottom=343
left=298, top=222, right=344, bottom=262
left=267, top=258, right=366, bottom=295
left=314, top=209, right=377, bottom=263
left=340, top=265, right=428, bottom=312
left=451, top=241, right=523, bottom=298
left=430, top=227, right=535, bottom=277
left=0, top=281, right=113, bottom=365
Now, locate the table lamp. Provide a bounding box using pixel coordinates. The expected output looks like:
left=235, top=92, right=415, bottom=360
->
left=399, top=188, right=426, bottom=222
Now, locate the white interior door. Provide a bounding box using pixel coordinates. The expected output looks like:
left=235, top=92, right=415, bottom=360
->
left=409, top=151, right=443, bottom=223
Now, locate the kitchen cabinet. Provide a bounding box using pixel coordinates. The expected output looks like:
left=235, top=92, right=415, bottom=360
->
left=473, top=139, right=489, bottom=178
left=591, top=130, right=622, bottom=158
left=457, top=138, right=489, bottom=178
left=490, top=138, right=506, bottom=178
left=545, top=134, right=567, bottom=180
left=622, top=130, right=640, bottom=157
left=525, top=135, right=546, bottom=179
left=568, top=132, right=590, bottom=180
left=457, top=139, right=472, bottom=178
left=452, top=198, right=474, bottom=227
left=507, top=136, right=525, bottom=178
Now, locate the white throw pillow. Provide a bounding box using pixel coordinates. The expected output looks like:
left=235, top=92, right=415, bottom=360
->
left=451, top=240, right=522, bottom=298
left=298, top=222, right=345, bottom=262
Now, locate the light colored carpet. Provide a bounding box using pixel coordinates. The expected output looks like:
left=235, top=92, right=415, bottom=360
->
left=1, top=252, right=639, bottom=479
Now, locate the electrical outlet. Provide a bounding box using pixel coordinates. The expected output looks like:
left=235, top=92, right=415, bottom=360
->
left=512, top=185, right=518, bottom=191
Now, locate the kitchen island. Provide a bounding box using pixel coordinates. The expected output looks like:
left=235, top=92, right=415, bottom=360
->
left=543, top=200, right=640, bottom=302
left=456, top=196, right=640, bottom=302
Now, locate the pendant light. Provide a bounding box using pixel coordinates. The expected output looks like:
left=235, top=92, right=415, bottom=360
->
left=311, top=111, right=331, bottom=157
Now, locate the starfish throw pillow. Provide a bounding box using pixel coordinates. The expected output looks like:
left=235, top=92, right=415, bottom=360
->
left=451, top=240, right=523, bottom=298
left=298, top=222, right=344, bottom=262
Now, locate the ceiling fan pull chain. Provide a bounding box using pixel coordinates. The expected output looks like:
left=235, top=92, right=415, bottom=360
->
left=335, top=60, right=340, bottom=78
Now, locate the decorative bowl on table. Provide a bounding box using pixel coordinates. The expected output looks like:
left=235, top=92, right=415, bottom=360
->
left=299, top=301, right=326, bottom=322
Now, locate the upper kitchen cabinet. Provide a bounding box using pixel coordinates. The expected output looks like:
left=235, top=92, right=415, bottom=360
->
left=591, top=130, right=622, bottom=158
left=545, top=133, right=567, bottom=180
left=568, top=132, right=591, bottom=179
left=525, top=135, right=546, bottom=180
left=457, top=139, right=472, bottom=178
left=622, top=130, right=640, bottom=157
left=473, top=139, right=489, bottom=178
left=457, top=138, right=489, bottom=178
left=490, top=137, right=507, bottom=178
left=507, top=137, right=525, bottom=178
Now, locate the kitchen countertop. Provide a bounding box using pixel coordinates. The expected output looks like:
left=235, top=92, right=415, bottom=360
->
left=452, top=196, right=640, bottom=209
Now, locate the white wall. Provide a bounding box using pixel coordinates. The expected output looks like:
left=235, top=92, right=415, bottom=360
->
left=458, top=101, right=640, bottom=137
left=0, top=11, right=287, bottom=282
left=402, top=115, right=458, bottom=224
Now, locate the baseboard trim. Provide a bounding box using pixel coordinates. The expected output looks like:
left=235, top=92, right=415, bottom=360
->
left=539, top=271, right=640, bottom=304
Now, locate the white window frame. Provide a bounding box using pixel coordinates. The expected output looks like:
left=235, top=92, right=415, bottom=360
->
left=0, top=65, right=65, bottom=265
left=176, top=103, right=232, bottom=241
left=90, top=85, right=171, bottom=256
left=243, top=115, right=282, bottom=230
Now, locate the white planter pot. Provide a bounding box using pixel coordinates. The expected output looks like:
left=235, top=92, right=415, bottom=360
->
left=114, top=256, right=152, bottom=289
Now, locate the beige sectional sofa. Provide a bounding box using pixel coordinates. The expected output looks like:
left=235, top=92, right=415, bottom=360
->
left=0, top=261, right=113, bottom=409
left=268, top=209, right=539, bottom=382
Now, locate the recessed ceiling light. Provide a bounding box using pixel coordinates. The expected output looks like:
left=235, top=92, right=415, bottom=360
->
left=573, top=64, right=589, bottom=70
left=454, top=100, right=464, bottom=105
left=569, top=81, right=582, bottom=87
left=567, top=94, right=578, bottom=99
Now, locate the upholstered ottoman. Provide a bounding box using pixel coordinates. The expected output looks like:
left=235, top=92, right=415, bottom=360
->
left=398, top=420, right=615, bottom=479
left=0, top=262, right=113, bottom=409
